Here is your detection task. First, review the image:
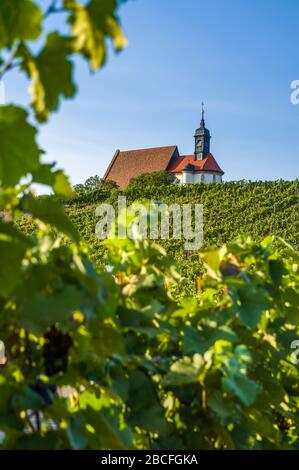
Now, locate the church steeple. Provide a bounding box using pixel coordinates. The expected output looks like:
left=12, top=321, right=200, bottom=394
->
left=194, top=103, right=211, bottom=160
left=200, top=102, right=205, bottom=128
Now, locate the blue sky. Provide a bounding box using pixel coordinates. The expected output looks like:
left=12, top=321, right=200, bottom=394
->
left=6, top=0, right=299, bottom=186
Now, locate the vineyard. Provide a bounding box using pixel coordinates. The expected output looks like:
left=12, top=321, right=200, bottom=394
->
left=64, top=179, right=299, bottom=292
left=1, top=0, right=299, bottom=453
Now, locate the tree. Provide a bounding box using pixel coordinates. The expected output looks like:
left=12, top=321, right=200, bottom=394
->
left=128, top=170, right=177, bottom=190
left=73, top=183, right=85, bottom=194
left=84, top=175, right=101, bottom=191
left=100, top=178, right=119, bottom=191
left=73, top=176, right=118, bottom=193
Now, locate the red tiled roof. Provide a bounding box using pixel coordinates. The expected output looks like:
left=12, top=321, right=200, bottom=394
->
left=103, top=146, right=178, bottom=188
left=167, top=153, right=224, bottom=175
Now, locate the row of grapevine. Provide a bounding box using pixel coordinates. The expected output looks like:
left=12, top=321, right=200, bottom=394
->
left=65, top=180, right=299, bottom=293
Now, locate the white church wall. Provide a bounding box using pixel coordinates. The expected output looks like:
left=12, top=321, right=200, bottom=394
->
left=174, top=172, right=223, bottom=185
left=193, top=173, right=201, bottom=183
left=182, top=172, right=194, bottom=184
left=204, top=173, right=213, bottom=183
left=192, top=172, right=219, bottom=184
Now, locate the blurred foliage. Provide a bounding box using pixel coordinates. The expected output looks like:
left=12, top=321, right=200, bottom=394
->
left=0, top=0, right=299, bottom=451
left=2, top=222, right=299, bottom=449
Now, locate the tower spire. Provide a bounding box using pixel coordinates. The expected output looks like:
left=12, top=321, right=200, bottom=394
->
left=200, top=102, right=205, bottom=128
left=194, top=102, right=210, bottom=160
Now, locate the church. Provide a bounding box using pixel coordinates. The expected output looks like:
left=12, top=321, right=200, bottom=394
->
left=103, top=106, right=224, bottom=188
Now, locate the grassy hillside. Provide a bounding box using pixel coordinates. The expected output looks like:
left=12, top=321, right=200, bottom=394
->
left=65, top=180, right=299, bottom=292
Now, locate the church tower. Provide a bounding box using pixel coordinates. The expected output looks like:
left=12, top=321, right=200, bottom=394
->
left=194, top=103, right=211, bottom=160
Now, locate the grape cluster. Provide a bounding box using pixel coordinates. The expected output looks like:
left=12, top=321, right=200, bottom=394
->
left=43, top=326, right=73, bottom=376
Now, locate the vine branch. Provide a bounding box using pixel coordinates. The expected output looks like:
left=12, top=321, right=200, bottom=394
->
left=44, top=0, right=64, bottom=19
left=0, top=45, right=20, bottom=80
